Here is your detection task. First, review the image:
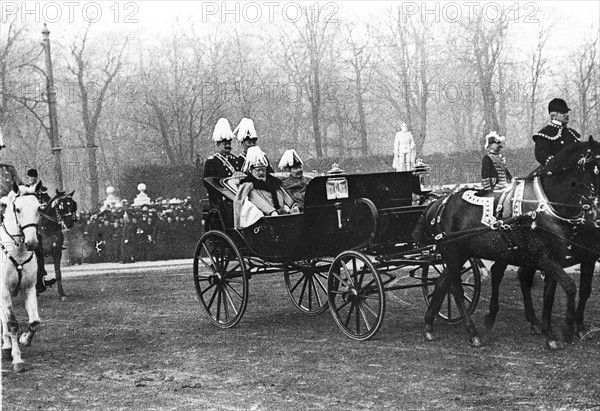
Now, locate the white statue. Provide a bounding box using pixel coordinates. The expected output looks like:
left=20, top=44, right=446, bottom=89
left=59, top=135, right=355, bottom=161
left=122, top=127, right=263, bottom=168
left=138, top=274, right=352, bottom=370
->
left=393, top=122, right=416, bottom=172
left=133, top=183, right=151, bottom=206
left=100, top=186, right=122, bottom=211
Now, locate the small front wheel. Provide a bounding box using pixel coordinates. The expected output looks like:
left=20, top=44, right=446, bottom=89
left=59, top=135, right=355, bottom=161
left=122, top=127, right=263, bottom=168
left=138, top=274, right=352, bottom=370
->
left=193, top=230, right=248, bottom=328
left=284, top=259, right=330, bottom=315
left=327, top=251, right=385, bottom=341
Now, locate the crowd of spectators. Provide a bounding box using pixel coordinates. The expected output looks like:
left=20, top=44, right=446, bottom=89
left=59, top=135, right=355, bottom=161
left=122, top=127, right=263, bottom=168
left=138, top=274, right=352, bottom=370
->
left=68, top=197, right=203, bottom=265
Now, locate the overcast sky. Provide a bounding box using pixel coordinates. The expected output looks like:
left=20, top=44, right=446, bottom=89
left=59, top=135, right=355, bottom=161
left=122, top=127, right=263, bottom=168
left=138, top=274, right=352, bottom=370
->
left=6, top=1, right=599, bottom=45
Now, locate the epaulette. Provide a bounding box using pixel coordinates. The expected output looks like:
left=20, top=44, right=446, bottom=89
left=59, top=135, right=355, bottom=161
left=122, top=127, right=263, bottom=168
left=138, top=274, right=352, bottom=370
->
left=533, top=123, right=561, bottom=140
left=207, top=155, right=214, bottom=160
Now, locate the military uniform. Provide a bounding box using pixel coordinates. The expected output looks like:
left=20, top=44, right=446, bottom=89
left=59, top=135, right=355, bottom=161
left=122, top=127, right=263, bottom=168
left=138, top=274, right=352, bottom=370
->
left=481, top=154, right=512, bottom=191
left=533, top=120, right=581, bottom=166
left=203, top=153, right=242, bottom=208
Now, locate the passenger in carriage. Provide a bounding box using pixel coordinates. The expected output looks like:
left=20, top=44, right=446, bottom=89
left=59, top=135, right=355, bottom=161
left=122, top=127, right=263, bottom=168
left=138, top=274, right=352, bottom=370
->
left=533, top=98, right=581, bottom=167
left=234, top=146, right=299, bottom=228
left=203, top=118, right=242, bottom=209
left=279, top=149, right=311, bottom=211
left=234, top=117, right=274, bottom=173
left=481, top=132, right=512, bottom=192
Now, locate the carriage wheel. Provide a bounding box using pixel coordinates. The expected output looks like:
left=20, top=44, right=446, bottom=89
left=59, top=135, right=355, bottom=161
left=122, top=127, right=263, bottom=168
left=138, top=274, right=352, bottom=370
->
left=193, top=230, right=248, bottom=328
left=327, top=251, right=385, bottom=341
left=420, top=258, right=482, bottom=324
left=284, top=259, right=331, bottom=316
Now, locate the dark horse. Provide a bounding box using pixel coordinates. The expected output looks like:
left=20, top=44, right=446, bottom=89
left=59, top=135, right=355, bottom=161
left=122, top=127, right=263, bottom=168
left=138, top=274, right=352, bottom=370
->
left=40, top=190, right=78, bottom=301
left=413, top=138, right=600, bottom=349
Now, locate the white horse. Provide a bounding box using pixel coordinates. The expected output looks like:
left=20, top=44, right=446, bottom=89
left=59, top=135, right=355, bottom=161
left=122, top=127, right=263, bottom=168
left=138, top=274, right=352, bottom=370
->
left=1, top=182, right=42, bottom=373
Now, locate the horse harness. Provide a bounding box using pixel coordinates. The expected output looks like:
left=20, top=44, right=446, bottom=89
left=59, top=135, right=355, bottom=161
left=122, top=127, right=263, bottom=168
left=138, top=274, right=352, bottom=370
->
left=1, top=192, right=39, bottom=296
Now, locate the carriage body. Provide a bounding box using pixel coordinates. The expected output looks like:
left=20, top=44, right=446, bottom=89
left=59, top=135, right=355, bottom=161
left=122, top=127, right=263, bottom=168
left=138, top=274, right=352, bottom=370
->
left=204, top=171, right=427, bottom=260
left=195, top=170, right=481, bottom=338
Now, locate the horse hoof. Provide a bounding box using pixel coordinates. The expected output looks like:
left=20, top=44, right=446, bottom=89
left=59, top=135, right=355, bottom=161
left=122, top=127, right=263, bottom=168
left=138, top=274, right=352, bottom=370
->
left=423, top=331, right=438, bottom=342
left=13, top=362, right=26, bottom=373
left=470, top=336, right=485, bottom=347
left=546, top=339, right=564, bottom=350
left=1, top=349, right=12, bottom=360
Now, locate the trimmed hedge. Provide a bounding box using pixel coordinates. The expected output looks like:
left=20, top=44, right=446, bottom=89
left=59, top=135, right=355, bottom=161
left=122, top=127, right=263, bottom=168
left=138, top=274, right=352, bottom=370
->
left=120, top=148, right=536, bottom=204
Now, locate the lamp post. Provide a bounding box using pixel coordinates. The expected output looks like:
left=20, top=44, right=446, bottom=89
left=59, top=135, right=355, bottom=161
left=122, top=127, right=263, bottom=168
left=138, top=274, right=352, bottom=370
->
left=42, top=23, right=64, bottom=191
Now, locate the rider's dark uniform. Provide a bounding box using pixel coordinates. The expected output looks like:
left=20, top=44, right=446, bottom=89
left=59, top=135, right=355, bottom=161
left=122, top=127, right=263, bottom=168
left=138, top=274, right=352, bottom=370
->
left=25, top=170, right=54, bottom=293
left=533, top=120, right=581, bottom=166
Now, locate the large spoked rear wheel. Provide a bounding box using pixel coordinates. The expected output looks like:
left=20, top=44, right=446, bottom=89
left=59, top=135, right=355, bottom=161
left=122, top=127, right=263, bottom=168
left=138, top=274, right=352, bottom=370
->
left=284, top=259, right=331, bottom=315
left=420, top=258, right=482, bottom=324
left=327, top=251, right=385, bottom=341
left=193, top=230, right=248, bottom=328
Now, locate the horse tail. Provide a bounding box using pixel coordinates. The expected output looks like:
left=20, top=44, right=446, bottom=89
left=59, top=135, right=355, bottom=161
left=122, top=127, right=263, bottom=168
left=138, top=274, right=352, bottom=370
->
left=413, top=199, right=441, bottom=245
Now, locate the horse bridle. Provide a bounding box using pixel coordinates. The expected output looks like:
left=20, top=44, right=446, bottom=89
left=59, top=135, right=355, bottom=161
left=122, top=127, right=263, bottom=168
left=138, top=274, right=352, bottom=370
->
left=7, top=192, right=40, bottom=238
left=41, top=194, right=77, bottom=229
left=1, top=192, right=39, bottom=295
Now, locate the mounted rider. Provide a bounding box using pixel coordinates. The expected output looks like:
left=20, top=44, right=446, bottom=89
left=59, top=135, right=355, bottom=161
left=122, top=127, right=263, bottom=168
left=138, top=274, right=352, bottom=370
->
left=533, top=98, right=581, bottom=167
left=25, top=168, right=55, bottom=293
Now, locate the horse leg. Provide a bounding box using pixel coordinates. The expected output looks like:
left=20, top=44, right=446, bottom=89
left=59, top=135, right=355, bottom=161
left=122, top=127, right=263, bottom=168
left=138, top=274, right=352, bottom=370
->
left=518, top=267, right=543, bottom=334
left=18, top=285, right=41, bottom=347
left=423, top=259, right=454, bottom=342
left=575, top=258, right=595, bottom=340
left=53, top=246, right=67, bottom=301
left=448, top=261, right=483, bottom=347
left=1, top=303, right=25, bottom=373
left=539, top=260, right=576, bottom=348
left=484, top=262, right=508, bottom=330
left=540, top=274, right=557, bottom=339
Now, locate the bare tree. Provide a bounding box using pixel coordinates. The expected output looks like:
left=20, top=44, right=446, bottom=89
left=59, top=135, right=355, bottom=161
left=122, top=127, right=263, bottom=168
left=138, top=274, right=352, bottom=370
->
left=572, top=34, right=598, bottom=139
left=526, top=26, right=550, bottom=142
left=134, top=26, right=229, bottom=166
left=66, top=24, right=128, bottom=208
left=463, top=10, right=510, bottom=134
left=343, top=23, right=374, bottom=155
left=374, top=8, right=433, bottom=153
left=292, top=6, right=338, bottom=157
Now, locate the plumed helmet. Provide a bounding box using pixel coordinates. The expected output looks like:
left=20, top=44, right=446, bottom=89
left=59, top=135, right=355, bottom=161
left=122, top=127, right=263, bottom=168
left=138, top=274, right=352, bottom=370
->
left=234, top=118, right=258, bottom=141
left=242, top=146, right=269, bottom=173
left=548, top=98, right=570, bottom=114
left=278, top=149, right=303, bottom=170
left=484, top=131, right=506, bottom=149
left=211, top=118, right=234, bottom=143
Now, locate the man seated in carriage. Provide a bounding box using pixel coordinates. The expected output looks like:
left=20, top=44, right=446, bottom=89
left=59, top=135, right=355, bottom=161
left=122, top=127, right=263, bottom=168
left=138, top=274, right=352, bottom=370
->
left=25, top=168, right=55, bottom=293
left=233, top=146, right=299, bottom=228
left=278, top=149, right=311, bottom=211
left=481, top=131, right=512, bottom=192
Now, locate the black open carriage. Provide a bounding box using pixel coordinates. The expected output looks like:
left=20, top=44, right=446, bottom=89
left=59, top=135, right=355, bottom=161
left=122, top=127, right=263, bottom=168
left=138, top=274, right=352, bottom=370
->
left=195, top=169, right=483, bottom=340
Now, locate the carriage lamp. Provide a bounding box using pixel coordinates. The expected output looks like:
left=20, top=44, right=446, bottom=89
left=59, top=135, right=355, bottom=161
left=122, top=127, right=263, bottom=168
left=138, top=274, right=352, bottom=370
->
left=326, top=177, right=349, bottom=228
left=413, top=159, right=432, bottom=192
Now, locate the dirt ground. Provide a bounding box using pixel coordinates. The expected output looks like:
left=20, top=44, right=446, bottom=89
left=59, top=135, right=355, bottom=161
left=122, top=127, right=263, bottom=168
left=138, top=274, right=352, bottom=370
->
left=3, top=263, right=600, bottom=410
